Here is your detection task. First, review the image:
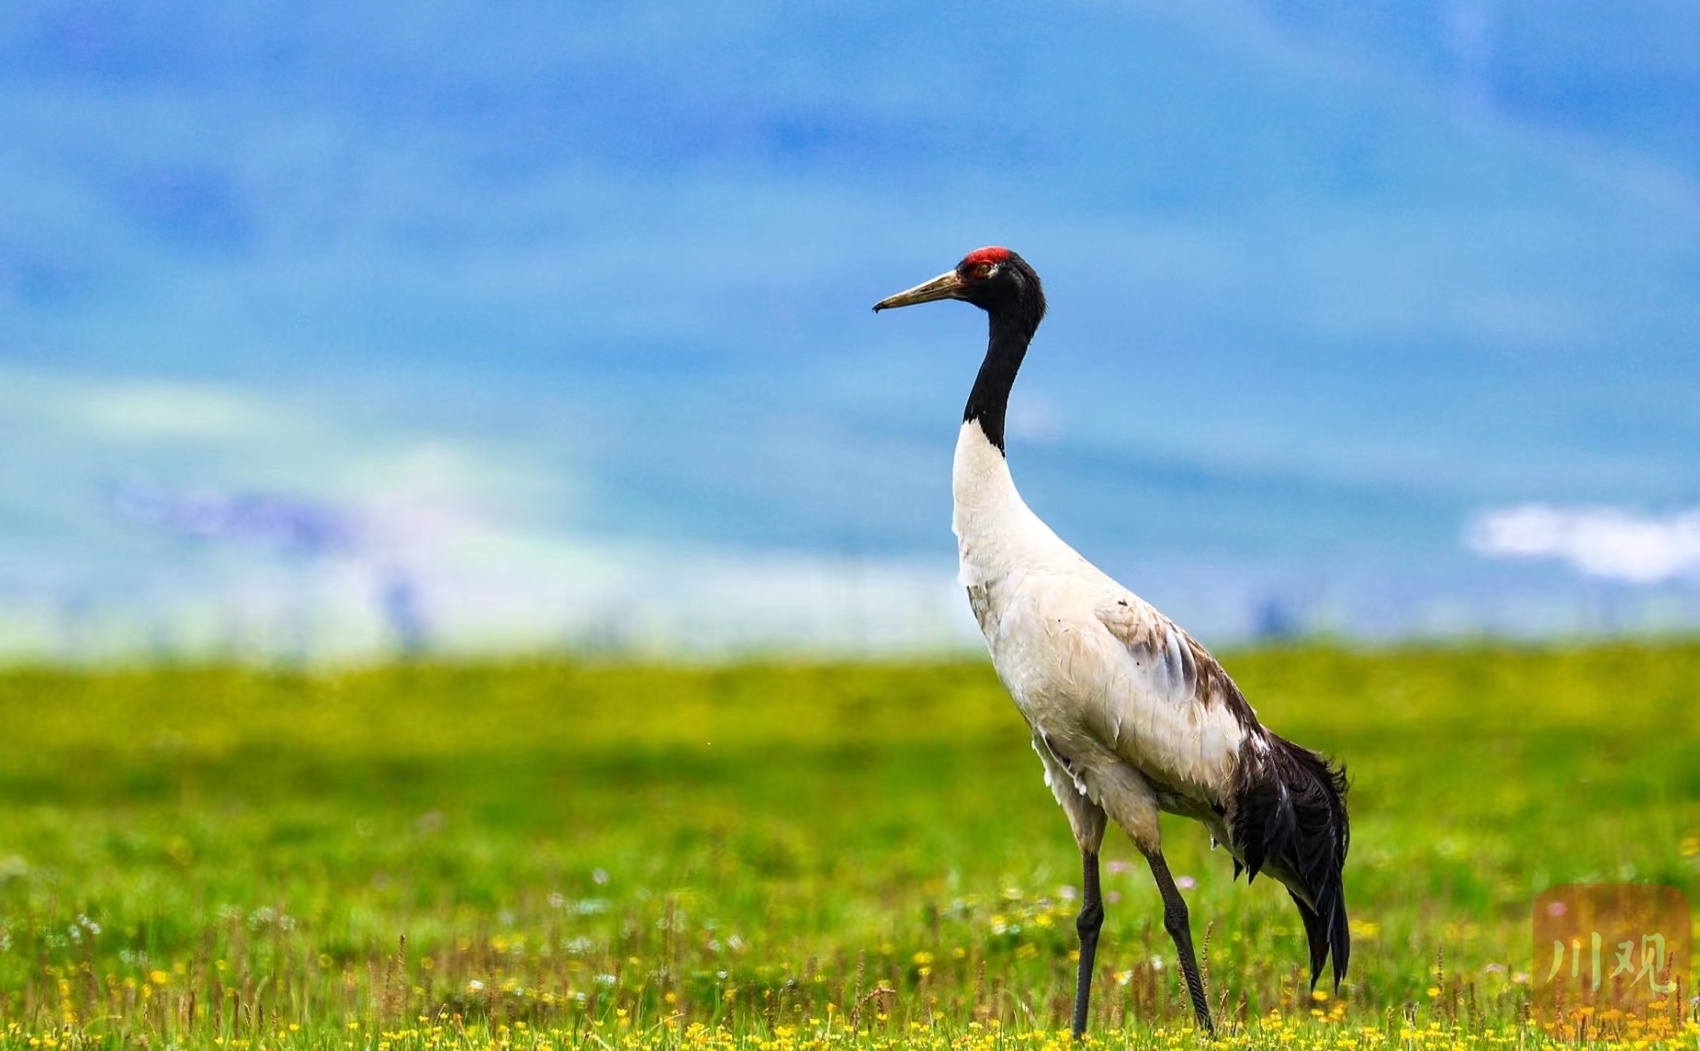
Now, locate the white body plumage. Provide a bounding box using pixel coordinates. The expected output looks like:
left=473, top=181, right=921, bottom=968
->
left=952, top=418, right=1255, bottom=857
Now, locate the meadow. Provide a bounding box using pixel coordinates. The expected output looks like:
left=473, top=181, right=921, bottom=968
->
left=0, top=643, right=1696, bottom=1050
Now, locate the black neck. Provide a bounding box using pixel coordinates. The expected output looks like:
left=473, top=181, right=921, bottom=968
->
left=963, top=307, right=1039, bottom=454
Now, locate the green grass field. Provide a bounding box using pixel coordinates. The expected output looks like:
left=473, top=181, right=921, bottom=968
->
left=0, top=644, right=1697, bottom=1050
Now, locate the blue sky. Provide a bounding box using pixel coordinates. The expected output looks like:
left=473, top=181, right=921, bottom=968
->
left=4, top=2, right=1700, bottom=658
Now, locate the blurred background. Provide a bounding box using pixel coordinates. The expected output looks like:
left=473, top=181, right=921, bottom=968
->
left=3, top=1, right=1699, bottom=663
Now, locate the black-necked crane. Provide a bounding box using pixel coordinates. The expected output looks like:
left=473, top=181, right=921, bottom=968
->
left=873, top=247, right=1350, bottom=1037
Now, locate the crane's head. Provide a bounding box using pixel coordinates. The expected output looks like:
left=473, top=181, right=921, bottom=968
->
left=872, top=247, right=1046, bottom=333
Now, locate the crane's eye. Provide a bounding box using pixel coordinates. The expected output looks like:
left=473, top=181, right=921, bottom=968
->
left=967, top=262, right=998, bottom=279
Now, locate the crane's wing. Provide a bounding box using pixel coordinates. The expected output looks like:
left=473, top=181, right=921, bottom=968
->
left=1077, top=592, right=1262, bottom=813
left=1092, top=594, right=1259, bottom=727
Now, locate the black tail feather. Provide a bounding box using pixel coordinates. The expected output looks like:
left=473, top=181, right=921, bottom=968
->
left=1330, top=883, right=1350, bottom=987
left=1232, top=734, right=1351, bottom=991
left=1290, top=883, right=1350, bottom=991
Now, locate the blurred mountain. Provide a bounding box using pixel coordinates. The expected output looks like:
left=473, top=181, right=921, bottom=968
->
left=3, top=2, right=1699, bottom=657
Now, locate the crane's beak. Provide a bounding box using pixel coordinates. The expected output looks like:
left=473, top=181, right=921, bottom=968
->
left=872, top=271, right=966, bottom=312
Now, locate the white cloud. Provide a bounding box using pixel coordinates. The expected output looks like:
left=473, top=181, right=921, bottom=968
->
left=0, top=369, right=292, bottom=442
left=75, top=381, right=286, bottom=440
left=0, top=368, right=310, bottom=453
left=1466, top=504, right=1700, bottom=584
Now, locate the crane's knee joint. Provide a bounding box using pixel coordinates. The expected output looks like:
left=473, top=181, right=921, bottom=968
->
left=1162, top=900, right=1190, bottom=940
left=1076, top=901, right=1104, bottom=938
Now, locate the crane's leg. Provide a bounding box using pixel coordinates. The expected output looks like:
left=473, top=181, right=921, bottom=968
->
left=1030, top=735, right=1108, bottom=1038
left=1146, top=850, right=1214, bottom=1035
left=1071, top=849, right=1104, bottom=1039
